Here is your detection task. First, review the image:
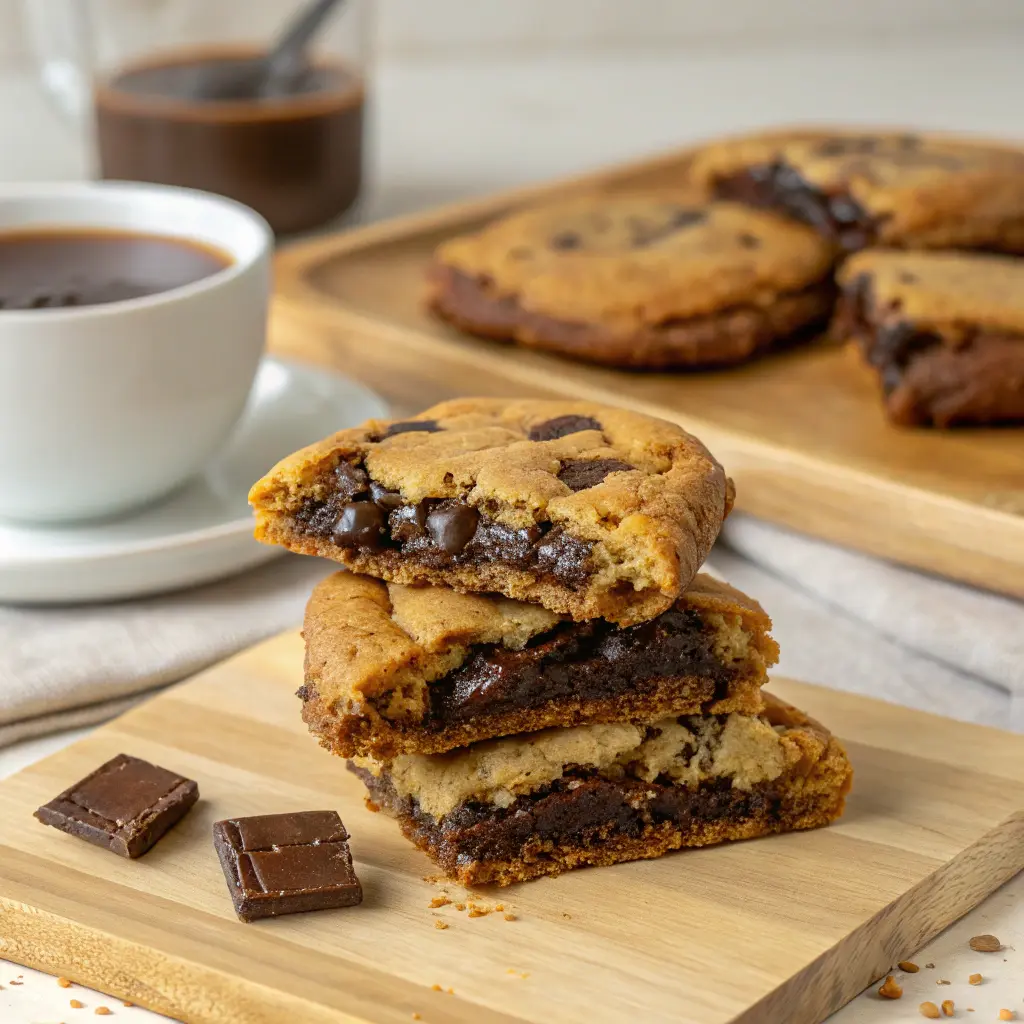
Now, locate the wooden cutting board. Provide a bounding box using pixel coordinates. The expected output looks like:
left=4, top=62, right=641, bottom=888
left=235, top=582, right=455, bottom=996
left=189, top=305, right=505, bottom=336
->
left=270, top=129, right=1024, bottom=601
left=1, top=632, right=1022, bottom=1024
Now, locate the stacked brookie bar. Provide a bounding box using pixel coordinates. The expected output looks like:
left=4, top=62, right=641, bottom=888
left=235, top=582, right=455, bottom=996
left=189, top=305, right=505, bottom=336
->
left=249, top=398, right=852, bottom=886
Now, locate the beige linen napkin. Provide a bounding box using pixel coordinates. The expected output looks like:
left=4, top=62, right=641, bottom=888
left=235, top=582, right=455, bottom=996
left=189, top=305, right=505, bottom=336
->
left=2, top=517, right=1021, bottom=750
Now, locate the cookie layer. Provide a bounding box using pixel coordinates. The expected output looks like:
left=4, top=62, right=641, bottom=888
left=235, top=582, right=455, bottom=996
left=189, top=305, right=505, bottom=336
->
left=692, top=130, right=1024, bottom=253
left=835, top=250, right=1024, bottom=426
left=427, top=197, right=835, bottom=368
left=302, top=572, right=778, bottom=758
left=351, top=694, right=852, bottom=886
left=250, top=399, right=732, bottom=625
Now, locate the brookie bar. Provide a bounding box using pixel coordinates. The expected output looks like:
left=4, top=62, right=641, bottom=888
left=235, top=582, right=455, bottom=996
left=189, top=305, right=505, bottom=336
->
left=350, top=692, right=852, bottom=886
left=302, top=571, right=778, bottom=758
left=249, top=398, right=732, bottom=626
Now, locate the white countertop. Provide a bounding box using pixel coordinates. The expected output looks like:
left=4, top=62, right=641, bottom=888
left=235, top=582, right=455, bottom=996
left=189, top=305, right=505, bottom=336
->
left=2, top=40, right=1023, bottom=1024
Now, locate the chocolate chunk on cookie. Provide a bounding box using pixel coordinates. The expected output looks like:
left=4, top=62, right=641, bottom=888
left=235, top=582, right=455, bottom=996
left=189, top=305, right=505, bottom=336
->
left=835, top=250, right=1024, bottom=427
left=692, top=129, right=1024, bottom=253
left=301, top=572, right=779, bottom=758
left=426, top=196, right=835, bottom=369
left=347, top=693, right=852, bottom=886
left=249, top=399, right=731, bottom=625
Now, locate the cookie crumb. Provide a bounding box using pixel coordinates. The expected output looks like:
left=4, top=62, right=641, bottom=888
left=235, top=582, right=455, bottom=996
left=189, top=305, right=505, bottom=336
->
left=468, top=906, right=490, bottom=919
left=446, top=987, right=454, bottom=995
left=429, top=897, right=451, bottom=908
left=58, top=977, right=73, bottom=988
left=122, top=1003, right=133, bottom=1008
left=998, top=1011, right=1015, bottom=1021
left=562, top=912, right=571, bottom=919
left=434, top=920, right=449, bottom=930
left=919, top=1004, right=940, bottom=1019
left=412, top=1015, right=421, bottom=1021
left=95, top=1010, right=112, bottom=1017
left=899, top=961, right=920, bottom=973
left=503, top=913, right=516, bottom=921
left=10, top=979, right=23, bottom=985
left=925, top=963, right=936, bottom=969
left=940, top=1000, right=954, bottom=1017
left=364, top=799, right=380, bottom=813
left=968, top=934, right=1001, bottom=953
left=506, top=969, right=530, bottom=979
left=431, top=984, right=442, bottom=992
left=454, top=902, right=466, bottom=912
left=938, top=980, right=951, bottom=985
left=968, top=973, right=982, bottom=985
left=70, top=999, right=85, bottom=1008
left=495, top=904, right=505, bottom=911
left=879, top=976, right=903, bottom=999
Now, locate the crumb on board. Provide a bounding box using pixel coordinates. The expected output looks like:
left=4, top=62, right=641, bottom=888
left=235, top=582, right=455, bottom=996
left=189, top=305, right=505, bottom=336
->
left=434, top=920, right=449, bottom=930
left=431, top=984, right=443, bottom=992
left=940, top=1000, right=954, bottom=1017
left=412, top=1015, right=421, bottom=1021
left=95, top=1009, right=112, bottom=1017
left=968, top=934, right=1001, bottom=953
left=878, top=976, right=903, bottom=999
left=937, top=979, right=951, bottom=985
left=899, top=961, right=920, bottom=973
left=429, top=897, right=451, bottom=908
left=562, top=912, right=571, bottom=919
left=454, top=902, right=466, bottom=912
left=506, top=969, right=530, bottom=980
left=495, top=904, right=504, bottom=912
left=70, top=999, right=85, bottom=1008
left=998, top=1011, right=1016, bottom=1022
left=925, top=963, right=935, bottom=969
left=504, top=913, right=517, bottom=921
left=968, top=973, right=982, bottom=985
left=446, top=988, right=454, bottom=995
left=9, top=980, right=23, bottom=985
left=468, top=907, right=491, bottom=919
left=364, top=799, right=380, bottom=813
left=122, top=1003, right=133, bottom=1008
left=919, top=1003, right=940, bottom=1020
left=58, top=977, right=73, bottom=988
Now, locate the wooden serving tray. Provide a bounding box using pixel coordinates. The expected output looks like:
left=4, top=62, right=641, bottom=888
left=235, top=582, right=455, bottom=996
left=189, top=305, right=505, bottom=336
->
left=1, top=632, right=1022, bottom=1024
left=271, top=131, right=1024, bottom=600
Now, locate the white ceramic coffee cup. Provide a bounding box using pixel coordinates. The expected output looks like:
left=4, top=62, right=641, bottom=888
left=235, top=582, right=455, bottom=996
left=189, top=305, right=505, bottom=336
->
left=0, top=181, right=272, bottom=523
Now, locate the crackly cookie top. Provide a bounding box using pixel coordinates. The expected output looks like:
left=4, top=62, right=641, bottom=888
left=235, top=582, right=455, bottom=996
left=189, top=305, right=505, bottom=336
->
left=839, top=250, right=1024, bottom=336
left=692, top=130, right=1024, bottom=244
left=251, top=397, right=730, bottom=581
left=303, top=571, right=775, bottom=720
left=430, top=196, right=833, bottom=330
left=353, top=692, right=829, bottom=819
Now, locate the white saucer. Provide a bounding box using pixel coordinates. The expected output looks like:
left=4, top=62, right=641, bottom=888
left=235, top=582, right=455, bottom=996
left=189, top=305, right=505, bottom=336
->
left=0, top=358, right=388, bottom=604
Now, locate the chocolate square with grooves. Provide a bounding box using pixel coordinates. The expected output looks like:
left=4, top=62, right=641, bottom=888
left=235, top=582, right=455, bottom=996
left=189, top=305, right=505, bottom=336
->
left=34, top=753, right=199, bottom=859
left=213, top=810, right=362, bottom=923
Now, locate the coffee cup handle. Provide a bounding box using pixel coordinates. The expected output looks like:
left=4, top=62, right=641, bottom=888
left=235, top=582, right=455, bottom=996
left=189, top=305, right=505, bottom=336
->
left=20, top=0, right=94, bottom=125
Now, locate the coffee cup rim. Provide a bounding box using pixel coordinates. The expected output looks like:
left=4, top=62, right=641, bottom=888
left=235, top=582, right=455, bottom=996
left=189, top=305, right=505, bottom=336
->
left=0, top=180, right=272, bottom=322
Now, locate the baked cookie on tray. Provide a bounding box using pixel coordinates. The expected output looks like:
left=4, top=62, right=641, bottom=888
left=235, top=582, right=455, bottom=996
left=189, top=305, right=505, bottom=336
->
left=691, top=129, right=1024, bottom=253
left=348, top=692, right=853, bottom=886
left=426, top=196, right=835, bottom=369
left=834, top=250, right=1024, bottom=427
left=249, top=399, right=732, bottom=626
left=301, top=571, right=779, bottom=758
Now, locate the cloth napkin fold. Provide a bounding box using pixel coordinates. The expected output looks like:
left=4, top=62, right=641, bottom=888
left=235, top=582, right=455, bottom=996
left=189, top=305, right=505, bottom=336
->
left=1, top=515, right=1021, bottom=751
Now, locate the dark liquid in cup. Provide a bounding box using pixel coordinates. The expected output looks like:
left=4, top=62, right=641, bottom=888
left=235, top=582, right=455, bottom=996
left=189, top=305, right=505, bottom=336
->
left=0, top=229, right=231, bottom=310
left=94, top=47, right=365, bottom=235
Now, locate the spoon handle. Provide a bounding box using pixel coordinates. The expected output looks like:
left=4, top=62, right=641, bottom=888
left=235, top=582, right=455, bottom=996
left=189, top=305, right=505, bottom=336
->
left=267, top=0, right=346, bottom=78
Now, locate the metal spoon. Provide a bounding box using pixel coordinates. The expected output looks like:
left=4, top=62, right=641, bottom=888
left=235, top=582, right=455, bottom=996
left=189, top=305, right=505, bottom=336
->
left=188, top=0, right=346, bottom=101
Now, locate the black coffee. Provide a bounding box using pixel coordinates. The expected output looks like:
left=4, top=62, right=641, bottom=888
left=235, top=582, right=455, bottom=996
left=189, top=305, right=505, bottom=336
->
left=0, top=229, right=232, bottom=310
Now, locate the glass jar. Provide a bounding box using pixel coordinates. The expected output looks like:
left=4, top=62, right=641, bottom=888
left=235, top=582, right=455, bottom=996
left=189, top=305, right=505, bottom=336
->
left=23, top=0, right=371, bottom=235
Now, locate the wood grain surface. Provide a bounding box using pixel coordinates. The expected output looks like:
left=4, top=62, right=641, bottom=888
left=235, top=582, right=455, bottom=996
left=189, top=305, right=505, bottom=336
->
left=1, top=632, right=1022, bottom=1024
left=269, top=129, right=1024, bottom=600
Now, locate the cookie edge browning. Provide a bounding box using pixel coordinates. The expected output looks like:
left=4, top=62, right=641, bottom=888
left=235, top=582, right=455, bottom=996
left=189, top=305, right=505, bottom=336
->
left=352, top=692, right=853, bottom=887
left=426, top=264, right=835, bottom=370
left=250, top=398, right=731, bottom=625
left=301, top=571, right=781, bottom=758
left=689, top=129, right=1024, bottom=252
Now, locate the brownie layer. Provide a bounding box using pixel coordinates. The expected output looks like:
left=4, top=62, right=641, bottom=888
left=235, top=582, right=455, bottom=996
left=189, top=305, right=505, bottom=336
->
left=713, top=163, right=877, bottom=252
left=302, top=572, right=777, bottom=758
left=294, top=455, right=600, bottom=592
left=351, top=750, right=850, bottom=886
left=428, top=265, right=834, bottom=370
left=835, top=273, right=1024, bottom=426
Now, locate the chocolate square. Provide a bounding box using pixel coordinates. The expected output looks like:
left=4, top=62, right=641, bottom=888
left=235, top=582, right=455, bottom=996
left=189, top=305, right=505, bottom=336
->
left=34, top=753, right=199, bottom=859
left=213, top=810, right=362, bottom=923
